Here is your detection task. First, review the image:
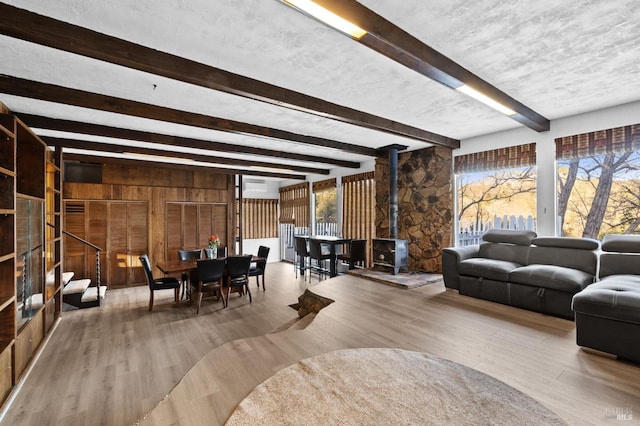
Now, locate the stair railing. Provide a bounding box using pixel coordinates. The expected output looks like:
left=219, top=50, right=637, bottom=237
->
left=61, top=229, right=104, bottom=306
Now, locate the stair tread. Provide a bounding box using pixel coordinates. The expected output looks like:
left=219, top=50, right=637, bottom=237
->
left=81, top=286, right=107, bottom=302
left=63, top=279, right=91, bottom=295
left=62, top=272, right=75, bottom=285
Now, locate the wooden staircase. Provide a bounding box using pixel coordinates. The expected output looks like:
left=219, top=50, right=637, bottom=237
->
left=61, top=271, right=107, bottom=309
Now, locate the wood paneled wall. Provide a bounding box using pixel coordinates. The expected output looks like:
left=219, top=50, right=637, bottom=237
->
left=64, top=163, right=235, bottom=286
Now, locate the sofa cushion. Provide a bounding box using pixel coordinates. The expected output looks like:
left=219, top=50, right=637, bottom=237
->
left=601, top=234, right=640, bottom=253
left=459, top=258, right=522, bottom=282
left=572, top=279, right=640, bottom=323
left=510, top=264, right=594, bottom=292
left=482, top=229, right=536, bottom=246
left=532, top=236, right=600, bottom=251
left=600, top=253, right=640, bottom=278
left=599, top=274, right=640, bottom=286
left=527, top=245, right=598, bottom=276
left=478, top=242, right=531, bottom=265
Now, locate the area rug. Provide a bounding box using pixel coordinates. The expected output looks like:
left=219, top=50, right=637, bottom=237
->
left=225, top=348, right=566, bottom=425
left=348, top=268, right=443, bottom=289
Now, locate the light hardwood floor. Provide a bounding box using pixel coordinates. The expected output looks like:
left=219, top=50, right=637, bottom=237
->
left=2, top=262, right=639, bottom=425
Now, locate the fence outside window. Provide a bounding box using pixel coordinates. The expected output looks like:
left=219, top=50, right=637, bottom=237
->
left=458, top=214, right=536, bottom=246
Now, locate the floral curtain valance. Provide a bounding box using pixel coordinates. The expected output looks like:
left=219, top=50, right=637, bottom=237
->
left=454, top=143, right=536, bottom=174
left=555, top=124, right=640, bottom=160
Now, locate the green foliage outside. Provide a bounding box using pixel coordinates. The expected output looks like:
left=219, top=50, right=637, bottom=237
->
left=315, top=188, right=337, bottom=223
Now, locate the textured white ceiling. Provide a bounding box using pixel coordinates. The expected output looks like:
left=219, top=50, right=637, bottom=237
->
left=2, top=0, right=639, bottom=180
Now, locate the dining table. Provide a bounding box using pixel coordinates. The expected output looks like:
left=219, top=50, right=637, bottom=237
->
left=156, top=255, right=265, bottom=300
left=297, top=235, right=352, bottom=278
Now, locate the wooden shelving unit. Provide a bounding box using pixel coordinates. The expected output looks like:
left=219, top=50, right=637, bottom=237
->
left=0, top=114, right=16, bottom=405
left=45, top=148, right=62, bottom=332
left=0, top=112, right=62, bottom=406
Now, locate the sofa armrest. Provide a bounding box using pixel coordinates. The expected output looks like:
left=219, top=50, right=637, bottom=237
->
left=442, top=245, right=479, bottom=290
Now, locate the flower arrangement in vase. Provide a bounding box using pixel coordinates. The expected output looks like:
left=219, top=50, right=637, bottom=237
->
left=206, top=234, right=220, bottom=258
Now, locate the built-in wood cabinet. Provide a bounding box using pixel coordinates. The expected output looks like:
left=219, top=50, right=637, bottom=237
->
left=45, top=148, right=62, bottom=331
left=64, top=200, right=148, bottom=288
left=0, top=113, right=16, bottom=404
left=165, top=202, right=229, bottom=260
left=0, top=111, right=62, bottom=406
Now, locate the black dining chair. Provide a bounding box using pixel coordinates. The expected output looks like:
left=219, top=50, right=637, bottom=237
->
left=224, top=255, right=253, bottom=307
left=178, top=248, right=202, bottom=299
left=139, top=254, right=181, bottom=311
left=294, top=236, right=310, bottom=280
left=308, top=238, right=331, bottom=281
left=249, top=245, right=270, bottom=291
left=217, top=246, right=228, bottom=258
left=337, top=239, right=367, bottom=271
left=193, top=258, right=226, bottom=314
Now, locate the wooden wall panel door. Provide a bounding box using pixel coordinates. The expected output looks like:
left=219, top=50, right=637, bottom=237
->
left=213, top=205, right=228, bottom=253
left=107, top=202, right=128, bottom=289
left=166, top=203, right=182, bottom=261
left=128, top=202, right=148, bottom=285
left=64, top=200, right=148, bottom=288
left=166, top=203, right=229, bottom=258
left=87, top=201, right=108, bottom=286
left=197, top=204, right=214, bottom=248
left=183, top=204, right=198, bottom=249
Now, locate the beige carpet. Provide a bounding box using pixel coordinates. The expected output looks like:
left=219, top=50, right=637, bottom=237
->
left=226, top=348, right=566, bottom=425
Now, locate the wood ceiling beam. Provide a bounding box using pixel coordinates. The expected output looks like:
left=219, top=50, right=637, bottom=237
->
left=17, top=113, right=360, bottom=168
left=0, top=75, right=378, bottom=156
left=61, top=153, right=305, bottom=180
left=308, top=0, right=550, bottom=133
left=42, top=136, right=330, bottom=175
left=0, top=3, right=459, bottom=149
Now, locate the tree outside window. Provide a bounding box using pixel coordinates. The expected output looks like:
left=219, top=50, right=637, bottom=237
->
left=315, top=187, right=337, bottom=236
left=557, top=151, right=640, bottom=238
left=456, top=167, right=536, bottom=245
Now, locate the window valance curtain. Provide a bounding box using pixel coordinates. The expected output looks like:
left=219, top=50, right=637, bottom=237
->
left=279, top=182, right=309, bottom=227
left=454, top=143, right=536, bottom=174
left=312, top=178, right=336, bottom=193
left=555, top=124, right=640, bottom=160
left=242, top=199, right=278, bottom=239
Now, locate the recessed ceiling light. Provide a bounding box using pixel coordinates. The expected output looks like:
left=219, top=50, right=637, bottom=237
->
left=282, top=0, right=367, bottom=39
left=456, top=85, right=517, bottom=116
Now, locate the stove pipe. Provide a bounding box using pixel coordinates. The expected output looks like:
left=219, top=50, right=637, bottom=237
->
left=388, top=147, right=399, bottom=239
left=381, top=144, right=407, bottom=240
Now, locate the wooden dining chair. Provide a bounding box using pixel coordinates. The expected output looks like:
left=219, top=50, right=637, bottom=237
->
left=139, top=254, right=180, bottom=311
left=249, top=245, right=270, bottom=291
left=224, top=255, right=253, bottom=307
left=193, top=258, right=226, bottom=314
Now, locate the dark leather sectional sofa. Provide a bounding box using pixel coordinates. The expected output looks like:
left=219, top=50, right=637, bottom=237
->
left=442, top=229, right=600, bottom=320
left=572, top=234, right=640, bottom=363
left=443, top=230, right=640, bottom=363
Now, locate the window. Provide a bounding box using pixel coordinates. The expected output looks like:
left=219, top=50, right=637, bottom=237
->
left=313, top=178, right=337, bottom=236
left=556, top=124, right=640, bottom=238
left=454, top=143, right=537, bottom=246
